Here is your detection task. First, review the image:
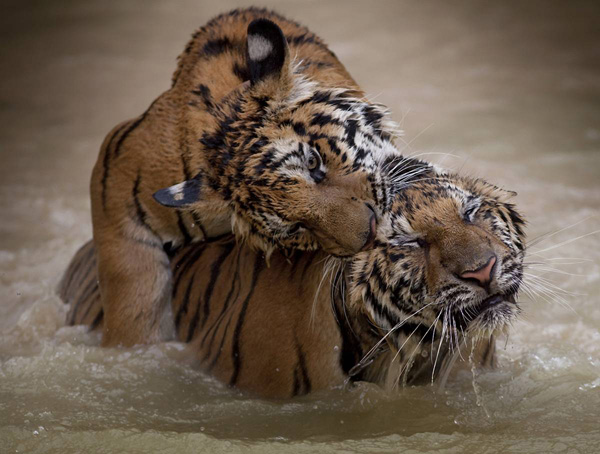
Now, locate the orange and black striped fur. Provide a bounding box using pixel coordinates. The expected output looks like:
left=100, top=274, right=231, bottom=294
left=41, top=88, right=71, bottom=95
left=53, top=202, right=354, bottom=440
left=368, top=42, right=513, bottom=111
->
left=92, top=8, right=407, bottom=347
left=62, top=165, right=526, bottom=398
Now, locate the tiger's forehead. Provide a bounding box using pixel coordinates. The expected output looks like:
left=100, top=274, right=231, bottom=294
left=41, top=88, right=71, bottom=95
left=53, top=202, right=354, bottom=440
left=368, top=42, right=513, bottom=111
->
left=387, top=178, right=476, bottom=230
left=259, top=85, right=400, bottom=166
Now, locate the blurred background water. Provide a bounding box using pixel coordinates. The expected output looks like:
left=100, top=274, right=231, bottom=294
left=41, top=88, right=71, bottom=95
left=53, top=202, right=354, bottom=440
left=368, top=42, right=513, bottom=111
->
left=1, top=1, right=599, bottom=452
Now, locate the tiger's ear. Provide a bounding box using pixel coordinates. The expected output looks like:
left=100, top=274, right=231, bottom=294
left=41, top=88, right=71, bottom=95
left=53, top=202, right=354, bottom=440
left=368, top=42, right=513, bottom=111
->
left=153, top=177, right=203, bottom=208
left=246, top=19, right=290, bottom=86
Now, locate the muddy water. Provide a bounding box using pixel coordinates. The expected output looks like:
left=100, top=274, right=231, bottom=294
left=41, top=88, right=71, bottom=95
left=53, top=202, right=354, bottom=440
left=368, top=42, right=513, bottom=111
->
left=1, top=0, right=599, bottom=452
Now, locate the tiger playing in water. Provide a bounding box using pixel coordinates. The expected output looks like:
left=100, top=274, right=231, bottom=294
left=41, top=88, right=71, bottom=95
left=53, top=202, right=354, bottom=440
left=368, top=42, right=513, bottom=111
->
left=92, top=8, right=408, bottom=347
left=63, top=158, right=526, bottom=397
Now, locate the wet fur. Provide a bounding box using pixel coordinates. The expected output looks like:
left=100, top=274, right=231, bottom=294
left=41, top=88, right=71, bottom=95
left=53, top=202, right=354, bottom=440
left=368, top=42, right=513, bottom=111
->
left=91, top=8, right=401, bottom=346
left=61, top=169, right=526, bottom=398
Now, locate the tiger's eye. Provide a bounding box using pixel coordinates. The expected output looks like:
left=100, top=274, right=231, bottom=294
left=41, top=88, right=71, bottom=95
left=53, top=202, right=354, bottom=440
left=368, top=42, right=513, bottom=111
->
left=463, top=206, right=477, bottom=222
left=307, top=151, right=320, bottom=171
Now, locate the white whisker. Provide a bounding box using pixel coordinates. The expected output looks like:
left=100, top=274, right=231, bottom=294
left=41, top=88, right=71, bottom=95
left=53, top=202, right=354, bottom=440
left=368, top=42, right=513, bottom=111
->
left=348, top=300, right=438, bottom=377
left=528, top=229, right=600, bottom=255
left=525, top=217, right=594, bottom=251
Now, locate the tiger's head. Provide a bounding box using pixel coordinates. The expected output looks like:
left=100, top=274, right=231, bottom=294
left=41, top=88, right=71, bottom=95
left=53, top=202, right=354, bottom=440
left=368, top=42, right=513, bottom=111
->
left=154, top=18, right=400, bottom=257
left=349, top=158, right=526, bottom=363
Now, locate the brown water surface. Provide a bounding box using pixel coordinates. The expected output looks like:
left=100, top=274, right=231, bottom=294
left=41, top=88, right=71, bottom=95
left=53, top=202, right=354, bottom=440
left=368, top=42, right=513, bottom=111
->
left=1, top=1, right=599, bottom=452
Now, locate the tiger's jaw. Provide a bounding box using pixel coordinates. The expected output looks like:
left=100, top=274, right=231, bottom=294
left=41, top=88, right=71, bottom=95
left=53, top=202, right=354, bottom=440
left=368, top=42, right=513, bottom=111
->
left=455, top=291, right=522, bottom=336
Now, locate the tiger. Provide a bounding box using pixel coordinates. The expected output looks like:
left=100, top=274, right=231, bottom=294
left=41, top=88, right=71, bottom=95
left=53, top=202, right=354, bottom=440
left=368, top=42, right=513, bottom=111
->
left=61, top=158, right=527, bottom=398
left=92, top=8, right=406, bottom=347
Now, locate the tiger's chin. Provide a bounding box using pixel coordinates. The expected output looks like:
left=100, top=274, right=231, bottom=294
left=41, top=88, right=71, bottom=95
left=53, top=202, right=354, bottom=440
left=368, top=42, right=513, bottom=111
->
left=463, top=292, right=521, bottom=337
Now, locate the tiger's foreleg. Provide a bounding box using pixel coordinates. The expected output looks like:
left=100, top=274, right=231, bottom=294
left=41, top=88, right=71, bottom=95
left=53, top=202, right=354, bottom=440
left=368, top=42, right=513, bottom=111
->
left=94, top=225, right=175, bottom=347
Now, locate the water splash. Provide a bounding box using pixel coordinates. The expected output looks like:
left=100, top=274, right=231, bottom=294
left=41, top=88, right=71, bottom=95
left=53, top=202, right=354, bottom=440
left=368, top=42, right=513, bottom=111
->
left=469, top=340, right=491, bottom=419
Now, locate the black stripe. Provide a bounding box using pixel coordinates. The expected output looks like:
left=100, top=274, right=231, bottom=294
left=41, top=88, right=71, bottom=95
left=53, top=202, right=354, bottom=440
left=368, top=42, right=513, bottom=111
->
left=173, top=243, right=207, bottom=291
left=287, top=249, right=304, bottom=278
left=77, top=271, right=101, bottom=311
left=206, top=310, right=235, bottom=373
left=201, top=37, right=237, bottom=57
left=63, top=244, right=91, bottom=295
left=69, top=275, right=98, bottom=325
left=293, top=339, right=312, bottom=396
left=292, top=368, right=300, bottom=397
left=186, top=242, right=235, bottom=342
left=67, top=253, right=97, bottom=323
left=229, top=254, right=264, bottom=386
left=183, top=288, right=204, bottom=343
left=179, top=144, right=207, bottom=239
left=180, top=145, right=192, bottom=180
left=176, top=211, right=193, bottom=244
left=113, top=100, right=157, bottom=158
left=63, top=243, right=95, bottom=300
left=100, top=122, right=130, bottom=209
left=331, top=280, right=364, bottom=377
left=285, top=33, right=317, bottom=47
left=200, top=252, right=243, bottom=367
left=397, top=321, right=430, bottom=341
left=365, top=284, right=397, bottom=330
left=232, top=61, right=250, bottom=81
left=78, top=285, right=100, bottom=324
left=302, top=60, right=334, bottom=69
left=101, top=98, right=159, bottom=209
left=310, top=113, right=343, bottom=128
left=191, top=211, right=208, bottom=240
left=200, top=242, right=235, bottom=327
left=191, top=84, right=216, bottom=112
left=201, top=247, right=243, bottom=349
left=90, top=309, right=104, bottom=331
left=175, top=275, right=195, bottom=332
left=172, top=244, right=200, bottom=279
left=132, top=172, right=159, bottom=237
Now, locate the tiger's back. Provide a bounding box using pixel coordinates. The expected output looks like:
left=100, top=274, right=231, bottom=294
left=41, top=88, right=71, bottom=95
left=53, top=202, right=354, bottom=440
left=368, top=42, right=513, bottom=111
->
left=170, top=238, right=352, bottom=396
left=60, top=239, right=356, bottom=397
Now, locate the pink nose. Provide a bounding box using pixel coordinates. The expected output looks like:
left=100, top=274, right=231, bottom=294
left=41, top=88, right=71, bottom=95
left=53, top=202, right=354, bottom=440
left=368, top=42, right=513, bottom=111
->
left=460, top=255, right=496, bottom=286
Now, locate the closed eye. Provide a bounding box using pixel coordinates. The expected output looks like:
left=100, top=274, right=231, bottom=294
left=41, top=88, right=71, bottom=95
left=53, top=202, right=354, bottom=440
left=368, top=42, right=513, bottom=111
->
left=395, top=236, right=427, bottom=248
left=463, top=205, right=480, bottom=222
